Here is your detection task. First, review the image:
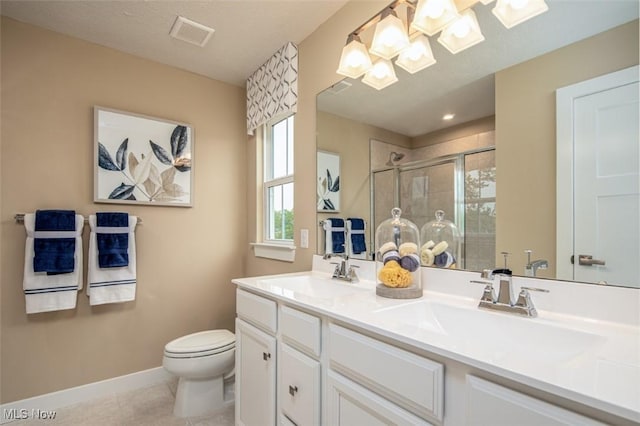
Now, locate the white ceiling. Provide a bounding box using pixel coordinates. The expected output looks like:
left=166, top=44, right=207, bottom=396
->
left=0, top=0, right=348, bottom=87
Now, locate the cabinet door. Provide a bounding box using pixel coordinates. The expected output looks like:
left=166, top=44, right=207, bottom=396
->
left=236, top=318, right=277, bottom=426
left=466, top=376, right=606, bottom=426
left=326, top=371, right=433, bottom=426
left=280, top=344, right=321, bottom=426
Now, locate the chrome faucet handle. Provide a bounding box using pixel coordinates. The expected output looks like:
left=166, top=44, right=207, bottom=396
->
left=520, top=286, right=550, bottom=293
left=515, top=286, right=549, bottom=317
left=347, top=265, right=359, bottom=283
left=470, top=280, right=496, bottom=303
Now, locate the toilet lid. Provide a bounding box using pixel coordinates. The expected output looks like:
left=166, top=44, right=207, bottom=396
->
left=164, top=330, right=235, bottom=356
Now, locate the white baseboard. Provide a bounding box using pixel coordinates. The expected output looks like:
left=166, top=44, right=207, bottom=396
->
left=1, top=367, right=173, bottom=424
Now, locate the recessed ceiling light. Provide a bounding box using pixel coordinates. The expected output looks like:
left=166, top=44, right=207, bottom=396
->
left=443, top=113, right=455, bottom=120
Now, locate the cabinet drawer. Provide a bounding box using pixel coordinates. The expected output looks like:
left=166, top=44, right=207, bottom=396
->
left=329, top=324, right=444, bottom=422
left=280, top=344, right=321, bottom=426
left=466, top=375, right=605, bottom=426
left=237, top=289, right=277, bottom=334
left=327, top=370, right=432, bottom=426
left=280, top=305, right=321, bottom=357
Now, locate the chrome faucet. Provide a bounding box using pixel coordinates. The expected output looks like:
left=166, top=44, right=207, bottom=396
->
left=524, top=249, right=548, bottom=277
left=471, top=268, right=549, bottom=317
left=323, top=253, right=359, bottom=283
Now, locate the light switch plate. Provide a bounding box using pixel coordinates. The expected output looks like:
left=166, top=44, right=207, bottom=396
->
left=300, top=229, right=309, bottom=248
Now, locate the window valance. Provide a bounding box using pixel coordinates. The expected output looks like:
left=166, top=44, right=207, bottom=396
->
left=246, top=42, right=298, bottom=135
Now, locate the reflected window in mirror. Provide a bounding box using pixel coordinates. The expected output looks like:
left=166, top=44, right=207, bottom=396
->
left=264, top=115, right=294, bottom=242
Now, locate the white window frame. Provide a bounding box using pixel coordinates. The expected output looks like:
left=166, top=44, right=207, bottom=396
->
left=252, top=114, right=296, bottom=261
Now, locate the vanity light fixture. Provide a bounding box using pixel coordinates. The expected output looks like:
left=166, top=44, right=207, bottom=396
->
left=369, top=7, right=411, bottom=59
left=337, top=0, right=549, bottom=89
left=492, top=0, right=549, bottom=29
left=336, top=34, right=374, bottom=79
left=411, top=0, right=460, bottom=36
left=362, top=58, right=399, bottom=90
left=438, top=9, right=485, bottom=54
left=395, top=33, right=437, bottom=73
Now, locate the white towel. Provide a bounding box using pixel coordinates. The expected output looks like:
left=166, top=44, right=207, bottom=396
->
left=87, top=215, right=137, bottom=305
left=22, top=214, right=84, bottom=314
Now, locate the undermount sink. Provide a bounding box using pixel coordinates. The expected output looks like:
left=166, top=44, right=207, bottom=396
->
left=255, top=274, right=369, bottom=302
left=374, top=299, right=607, bottom=364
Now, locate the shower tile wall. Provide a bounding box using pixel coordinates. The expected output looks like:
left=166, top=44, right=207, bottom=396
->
left=399, top=163, right=455, bottom=230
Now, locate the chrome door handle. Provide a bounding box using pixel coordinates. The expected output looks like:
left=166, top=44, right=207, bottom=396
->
left=578, top=255, right=606, bottom=266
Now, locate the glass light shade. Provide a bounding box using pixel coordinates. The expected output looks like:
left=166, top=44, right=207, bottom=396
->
left=395, top=34, right=436, bottom=74
left=336, top=37, right=373, bottom=79
left=362, top=59, right=398, bottom=90
left=438, top=9, right=485, bottom=54
left=411, top=0, right=460, bottom=36
left=492, top=0, right=549, bottom=29
left=369, top=13, right=410, bottom=60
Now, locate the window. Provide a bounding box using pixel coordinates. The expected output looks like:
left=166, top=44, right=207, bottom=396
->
left=264, top=115, right=294, bottom=242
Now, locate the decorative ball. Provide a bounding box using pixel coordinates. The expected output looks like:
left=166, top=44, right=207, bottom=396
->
left=382, top=249, right=400, bottom=265
left=378, top=262, right=412, bottom=288
left=421, top=248, right=434, bottom=266
left=400, top=253, right=420, bottom=272
left=434, top=251, right=455, bottom=268
left=432, top=241, right=449, bottom=256
left=421, top=240, right=435, bottom=251
left=398, top=242, right=418, bottom=256
left=378, top=242, right=398, bottom=256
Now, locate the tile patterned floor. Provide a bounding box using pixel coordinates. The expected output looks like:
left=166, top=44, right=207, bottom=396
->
left=12, top=379, right=234, bottom=426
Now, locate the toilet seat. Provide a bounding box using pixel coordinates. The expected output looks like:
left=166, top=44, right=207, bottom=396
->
left=164, top=330, right=235, bottom=359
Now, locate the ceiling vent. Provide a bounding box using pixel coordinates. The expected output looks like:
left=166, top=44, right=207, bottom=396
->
left=328, top=80, right=352, bottom=94
left=169, top=16, right=215, bottom=47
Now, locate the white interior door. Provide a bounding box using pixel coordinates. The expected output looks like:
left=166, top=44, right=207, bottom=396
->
left=557, top=66, right=639, bottom=287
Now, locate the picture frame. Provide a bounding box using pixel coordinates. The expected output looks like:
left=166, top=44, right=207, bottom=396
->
left=317, top=150, right=340, bottom=212
left=94, top=106, right=193, bottom=207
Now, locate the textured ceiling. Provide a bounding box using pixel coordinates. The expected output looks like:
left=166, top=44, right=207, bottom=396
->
left=0, top=0, right=349, bottom=87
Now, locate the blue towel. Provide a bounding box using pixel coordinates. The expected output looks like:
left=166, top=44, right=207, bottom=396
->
left=33, top=210, right=76, bottom=274
left=96, top=212, right=129, bottom=268
left=347, top=218, right=367, bottom=254
left=328, top=218, right=345, bottom=254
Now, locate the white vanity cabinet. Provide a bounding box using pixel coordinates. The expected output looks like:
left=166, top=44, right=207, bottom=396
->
left=328, top=323, right=443, bottom=425
left=278, top=305, right=322, bottom=426
left=236, top=289, right=322, bottom=426
left=235, top=289, right=277, bottom=426
left=465, top=376, right=606, bottom=426
left=234, top=282, right=626, bottom=426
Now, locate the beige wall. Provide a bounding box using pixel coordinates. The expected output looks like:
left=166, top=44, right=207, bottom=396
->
left=495, top=20, right=639, bottom=277
left=244, top=1, right=389, bottom=276
left=0, top=17, right=246, bottom=402
left=316, top=111, right=411, bottom=254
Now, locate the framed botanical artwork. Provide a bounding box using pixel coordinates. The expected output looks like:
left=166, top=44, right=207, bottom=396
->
left=317, top=150, right=340, bottom=212
left=94, top=107, right=193, bottom=207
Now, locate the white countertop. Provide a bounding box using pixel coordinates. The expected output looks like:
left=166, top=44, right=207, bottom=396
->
left=232, top=260, right=640, bottom=423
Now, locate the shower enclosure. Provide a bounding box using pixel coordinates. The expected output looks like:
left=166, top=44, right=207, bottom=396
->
left=371, top=148, right=496, bottom=271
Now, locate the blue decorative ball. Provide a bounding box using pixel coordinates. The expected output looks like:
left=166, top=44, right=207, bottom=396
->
left=400, top=253, right=420, bottom=272
left=434, top=251, right=455, bottom=268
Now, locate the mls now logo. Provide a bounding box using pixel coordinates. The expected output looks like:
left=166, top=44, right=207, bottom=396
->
left=3, top=408, right=56, bottom=420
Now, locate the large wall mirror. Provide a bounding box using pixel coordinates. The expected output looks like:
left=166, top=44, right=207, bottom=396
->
left=316, top=1, right=639, bottom=288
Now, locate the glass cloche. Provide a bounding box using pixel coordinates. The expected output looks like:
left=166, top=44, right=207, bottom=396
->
left=419, top=210, right=461, bottom=269
left=375, top=208, right=422, bottom=299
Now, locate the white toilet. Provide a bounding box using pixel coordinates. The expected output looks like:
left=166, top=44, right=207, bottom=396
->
left=163, top=329, right=235, bottom=418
